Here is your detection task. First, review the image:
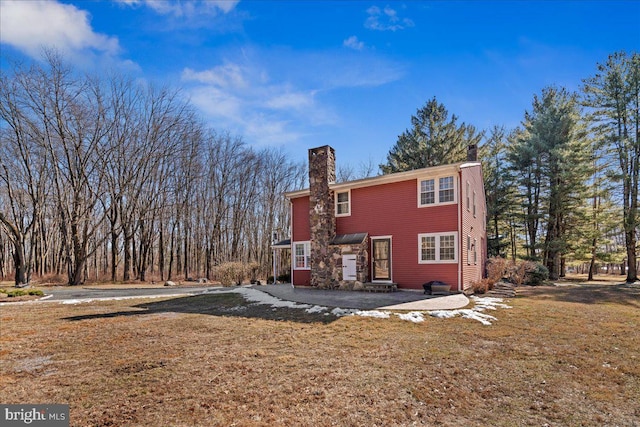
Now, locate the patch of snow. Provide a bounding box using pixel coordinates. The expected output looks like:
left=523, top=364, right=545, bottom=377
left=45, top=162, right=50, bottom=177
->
left=61, top=299, right=93, bottom=305
left=331, top=307, right=357, bottom=316
left=396, top=311, right=425, bottom=323
left=305, top=305, right=328, bottom=314
left=429, top=310, right=459, bottom=319
left=460, top=310, right=498, bottom=326
left=59, top=294, right=188, bottom=305
left=471, top=296, right=512, bottom=311
left=232, top=288, right=312, bottom=309
left=429, top=306, right=500, bottom=326
left=353, top=310, right=391, bottom=319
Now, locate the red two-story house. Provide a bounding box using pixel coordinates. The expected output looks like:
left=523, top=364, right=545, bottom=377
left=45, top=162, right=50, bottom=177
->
left=284, top=145, right=487, bottom=293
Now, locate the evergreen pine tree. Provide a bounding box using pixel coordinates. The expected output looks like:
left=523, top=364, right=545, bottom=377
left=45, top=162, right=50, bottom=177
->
left=380, top=97, right=484, bottom=173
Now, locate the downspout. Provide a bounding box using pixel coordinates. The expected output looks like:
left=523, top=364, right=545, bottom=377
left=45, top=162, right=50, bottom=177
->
left=458, top=168, right=463, bottom=293
left=289, top=199, right=294, bottom=288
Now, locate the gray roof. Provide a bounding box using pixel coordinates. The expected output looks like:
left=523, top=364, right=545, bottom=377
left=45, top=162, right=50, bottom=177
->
left=271, top=239, right=291, bottom=248
left=330, top=233, right=368, bottom=245
left=272, top=233, right=367, bottom=248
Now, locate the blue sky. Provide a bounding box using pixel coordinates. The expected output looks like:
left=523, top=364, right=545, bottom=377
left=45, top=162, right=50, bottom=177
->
left=1, top=0, right=639, bottom=168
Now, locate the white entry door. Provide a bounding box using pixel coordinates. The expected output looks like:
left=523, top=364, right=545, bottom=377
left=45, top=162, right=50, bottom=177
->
left=342, top=255, right=357, bottom=281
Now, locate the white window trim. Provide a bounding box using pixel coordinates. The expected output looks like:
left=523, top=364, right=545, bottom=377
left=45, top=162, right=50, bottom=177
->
left=467, top=235, right=472, bottom=265
left=371, top=235, right=393, bottom=283
left=473, top=238, right=478, bottom=265
left=466, top=181, right=470, bottom=211
left=473, top=191, right=477, bottom=217
left=417, top=175, right=458, bottom=208
left=293, top=241, right=311, bottom=270
left=335, top=189, right=351, bottom=217
left=418, top=232, right=459, bottom=264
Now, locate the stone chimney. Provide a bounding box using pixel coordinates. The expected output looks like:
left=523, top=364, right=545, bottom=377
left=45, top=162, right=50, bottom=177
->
left=467, top=144, right=478, bottom=161
left=308, top=145, right=336, bottom=288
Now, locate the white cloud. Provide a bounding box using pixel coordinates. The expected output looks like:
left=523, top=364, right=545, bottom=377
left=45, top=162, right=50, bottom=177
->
left=343, top=35, right=365, bottom=51
left=181, top=60, right=323, bottom=146
left=365, top=5, right=415, bottom=31
left=266, top=91, right=315, bottom=110
left=116, top=0, right=239, bottom=17
left=0, top=0, right=120, bottom=59
left=182, top=63, right=248, bottom=89
left=180, top=47, right=403, bottom=146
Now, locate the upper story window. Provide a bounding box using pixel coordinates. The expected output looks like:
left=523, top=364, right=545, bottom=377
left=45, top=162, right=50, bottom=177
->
left=472, top=191, right=477, bottom=217
left=439, top=176, right=454, bottom=203
left=466, top=181, right=470, bottom=211
left=418, top=175, right=456, bottom=207
left=420, top=180, right=435, bottom=205
left=335, top=190, right=350, bottom=216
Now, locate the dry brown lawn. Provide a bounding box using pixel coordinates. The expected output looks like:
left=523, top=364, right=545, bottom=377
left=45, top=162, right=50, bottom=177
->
left=1, top=284, right=639, bottom=426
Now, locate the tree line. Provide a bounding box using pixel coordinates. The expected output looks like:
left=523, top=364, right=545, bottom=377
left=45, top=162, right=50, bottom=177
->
left=2, top=50, right=638, bottom=286
left=0, top=52, right=305, bottom=286
left=380, top=51, right=639, bottom=283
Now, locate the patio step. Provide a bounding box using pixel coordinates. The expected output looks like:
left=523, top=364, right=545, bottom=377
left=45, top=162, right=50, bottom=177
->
left=362, top=282, right=398, bottom=293
left=486, top=282, right=517, bottom=298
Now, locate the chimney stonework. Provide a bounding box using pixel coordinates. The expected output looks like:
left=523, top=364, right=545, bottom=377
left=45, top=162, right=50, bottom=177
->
left=308, top=146, right=336, bottom=288
left=467, top=144, right=478, bottom=161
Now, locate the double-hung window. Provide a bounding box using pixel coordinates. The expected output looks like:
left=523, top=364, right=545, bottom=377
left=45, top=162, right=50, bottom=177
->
left=418, top=233, right=458, bottom=263
left=420, top=179, right=435, bottom=205
left=472, top=191, right=477, bottom=217
left=439, top=176, right=454, bottom=203
left=418, top=175, right=456, bottom=207
left=293, top=241, right=310, bottom=270
left=335, top=190, right=350, bottom=216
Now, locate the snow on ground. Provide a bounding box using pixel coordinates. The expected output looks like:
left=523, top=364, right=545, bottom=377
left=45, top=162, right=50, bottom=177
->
left=215, top=288, right=512, bottom=325
left=30, top=287, right=511, bottom=325
left=396, top=311, right=426, bottom=323
left=57, top=294, right=188, bottom=305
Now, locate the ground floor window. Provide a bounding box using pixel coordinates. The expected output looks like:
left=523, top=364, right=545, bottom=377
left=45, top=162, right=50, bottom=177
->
left=418, top=232, right=458, bottom=263
left=293, top=241, right=311, bottom=270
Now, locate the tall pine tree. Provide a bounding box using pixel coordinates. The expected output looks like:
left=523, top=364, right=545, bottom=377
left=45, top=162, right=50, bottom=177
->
left=481, top=125, right=517, bottom=258
left=582, top=51, right=640, bottom=283
left=509, top=87, right=590, bottom=278
left=380, top=97, right=484, bottom=173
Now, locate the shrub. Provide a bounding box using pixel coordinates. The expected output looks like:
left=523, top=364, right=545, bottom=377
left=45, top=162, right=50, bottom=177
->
left=247, top=262, right=261, bottom=282
left=486, top=257, right=508, bottom=284
left=267, top=272, right=291, bottom=284
left=527, top=263, right=549, bottom=286
left=277, top=272, right=291, bottom=283
left=7, top=290, right=26, bottom=297
left=214, top=262, right=251, bottom=287
left=508, top=260, right=549, bottom=286
left=471, top=278, right=492, bottom=294
left=1, top=289, right=44, bottom=297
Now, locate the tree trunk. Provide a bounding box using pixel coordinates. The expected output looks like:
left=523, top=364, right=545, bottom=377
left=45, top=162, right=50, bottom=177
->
left=111, top=229, right=118, bottom=282
left=626, top=230, right=638, bottom=282
left=123, top=227, right=132, bottom=281
left=12, top=241, right=28, bottom=287
left=159, top=227, right=165, bottom=281
left=588, top=237, right=597, bottom=281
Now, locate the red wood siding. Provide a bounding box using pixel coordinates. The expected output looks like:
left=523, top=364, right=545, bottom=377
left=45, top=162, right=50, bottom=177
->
left=291, top=197, right=310, bottom=241
left=460, top=165, right=487, bottom=291
left=290, top=197, right=310, bottom=286
left=293, top=270, right=311, bottom=286
left=337, top=178, right=459, bottom=290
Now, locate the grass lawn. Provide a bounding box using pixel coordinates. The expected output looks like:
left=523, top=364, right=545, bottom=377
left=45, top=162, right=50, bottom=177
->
left=1, top=284, right=639, bottom=426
